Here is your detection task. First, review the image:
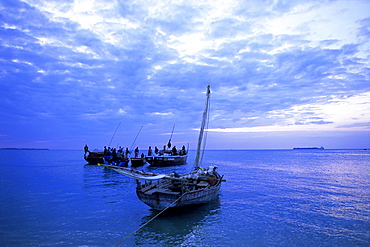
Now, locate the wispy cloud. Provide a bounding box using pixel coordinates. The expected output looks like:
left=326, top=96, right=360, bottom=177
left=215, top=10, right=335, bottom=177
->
left=1, top=0, right=369, bottom=149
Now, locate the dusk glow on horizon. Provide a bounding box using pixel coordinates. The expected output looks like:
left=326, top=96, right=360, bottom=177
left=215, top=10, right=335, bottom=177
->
left=1, top=0, right=370, bottom=150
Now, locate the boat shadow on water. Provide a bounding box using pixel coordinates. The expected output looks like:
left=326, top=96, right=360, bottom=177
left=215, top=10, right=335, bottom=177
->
left=133, top=198, right=221, bottom=245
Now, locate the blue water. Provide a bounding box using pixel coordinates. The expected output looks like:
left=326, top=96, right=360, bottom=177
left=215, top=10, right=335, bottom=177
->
left=0, top=149, right=369, bottom=246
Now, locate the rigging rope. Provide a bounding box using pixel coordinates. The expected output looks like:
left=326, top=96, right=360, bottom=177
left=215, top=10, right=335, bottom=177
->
left=114, top=193, right=185, bottom=247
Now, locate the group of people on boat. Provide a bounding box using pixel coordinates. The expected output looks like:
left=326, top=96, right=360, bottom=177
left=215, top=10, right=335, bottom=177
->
left=103, top=146, right=130, bottom=165
left=84, top=140, right=188, bottom=166
left=147, top=142, right=187, bottom=157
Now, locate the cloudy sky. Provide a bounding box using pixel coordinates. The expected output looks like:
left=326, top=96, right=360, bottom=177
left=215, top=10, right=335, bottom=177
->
left=1, top=0, right=370, bottom=150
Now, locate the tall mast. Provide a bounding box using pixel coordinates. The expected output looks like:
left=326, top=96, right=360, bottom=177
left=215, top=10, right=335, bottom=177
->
left=193, top=84, right=211, bottom=170
left=108, top=122, right=121, bottom=147
left=167, top=124, right=175, bottom=148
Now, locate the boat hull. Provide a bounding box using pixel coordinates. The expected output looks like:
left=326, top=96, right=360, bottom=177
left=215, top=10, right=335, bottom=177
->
left=84, top=152, right=104, bottom=164
left=145, top=154, right=187, bottom=166
left=104, top=158, right=129, bottom=167
left=136, top=177, right=222, bottom=210
left=131, top=158, right=146, bottom=167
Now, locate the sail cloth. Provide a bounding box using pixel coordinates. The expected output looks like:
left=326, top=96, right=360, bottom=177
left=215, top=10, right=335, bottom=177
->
left=110, top=167, right=167, bottom=180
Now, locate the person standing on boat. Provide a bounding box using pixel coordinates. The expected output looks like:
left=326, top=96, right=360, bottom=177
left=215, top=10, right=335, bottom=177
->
left=112, top=148, right=117, bottom=163
left=106, top=147, right=111, bottom=156
left=84, top=145, right=89, bottom=155
left=148, top=146, right=153, bottom=156
left=125, top=148, right=130, bottom=157
left=171, top=146, right=177, bottom=155
left=117, top=149, right=122, bottom=160
left=134, top=147, right=139, bottom=158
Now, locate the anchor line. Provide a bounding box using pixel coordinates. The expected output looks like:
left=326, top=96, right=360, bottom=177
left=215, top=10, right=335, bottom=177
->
left=114, top=194, right=185, bottom=247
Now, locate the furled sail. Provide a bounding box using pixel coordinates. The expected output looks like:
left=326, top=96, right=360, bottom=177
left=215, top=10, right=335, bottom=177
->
left=99, top=164, right=167, bottom=180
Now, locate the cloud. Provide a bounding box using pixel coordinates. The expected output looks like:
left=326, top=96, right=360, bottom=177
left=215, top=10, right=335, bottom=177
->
left=338, top=122, right=370, bottom=130
left=0, top=0, right=370, bottom=149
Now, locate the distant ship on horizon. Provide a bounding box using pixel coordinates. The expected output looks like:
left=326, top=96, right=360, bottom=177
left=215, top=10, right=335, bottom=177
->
left=293, top=146, right=324, bottom=150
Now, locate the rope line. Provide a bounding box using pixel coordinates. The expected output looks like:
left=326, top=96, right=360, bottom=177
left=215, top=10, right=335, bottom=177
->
left=114, top=194, right=185, bottom=247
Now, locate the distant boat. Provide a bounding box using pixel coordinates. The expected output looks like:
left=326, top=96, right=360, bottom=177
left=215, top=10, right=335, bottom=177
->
left=145, top=151, right=188, bottom=166
left=293, top=146, right=324, bottom=150
left=145, top=146, right=188, bottom=166
left=145, top=131, right=188, bottom=166
left=104, top=85, right=224, bottom=210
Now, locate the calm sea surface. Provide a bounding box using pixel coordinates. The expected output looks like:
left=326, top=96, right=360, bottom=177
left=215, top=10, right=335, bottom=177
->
left=0, top=149, right=369, bottom=246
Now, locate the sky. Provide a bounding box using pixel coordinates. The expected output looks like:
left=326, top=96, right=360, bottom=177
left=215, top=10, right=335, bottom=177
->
left=1, top=0, right=370, bottom=150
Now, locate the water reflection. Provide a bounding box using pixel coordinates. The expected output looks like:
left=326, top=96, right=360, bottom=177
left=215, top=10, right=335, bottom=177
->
left=134, top=198, right=221, bottom=246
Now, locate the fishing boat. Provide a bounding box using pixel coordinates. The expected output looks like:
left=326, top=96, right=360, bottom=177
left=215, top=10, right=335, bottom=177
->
left=85, top=123, right=122, bottom=165
left=145, top=130, right=188, bottom=166
left=104, top=85, right=224, bottom=210
left=137, top=85, right=223, bottom=210
left=145, top=152, right=188, bottom=166
left=84, top=151, right=104, bottom=164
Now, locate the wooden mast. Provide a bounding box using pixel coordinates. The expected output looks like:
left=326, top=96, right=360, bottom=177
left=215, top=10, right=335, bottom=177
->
left=193, top=84, right=211, bottom=170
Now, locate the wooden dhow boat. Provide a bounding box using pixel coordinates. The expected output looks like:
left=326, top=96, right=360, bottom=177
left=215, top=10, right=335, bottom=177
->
left=145, top=127, right=189, bottom=167
left=145, top=152, right=187, bottom=167
left=104, top=85, right=223, bottom=210
left=84, top=151, right=104, bottom=164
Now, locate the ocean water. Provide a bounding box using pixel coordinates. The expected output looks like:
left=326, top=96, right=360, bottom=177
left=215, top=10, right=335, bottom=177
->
left=0, top=149, right=369, bottom=246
